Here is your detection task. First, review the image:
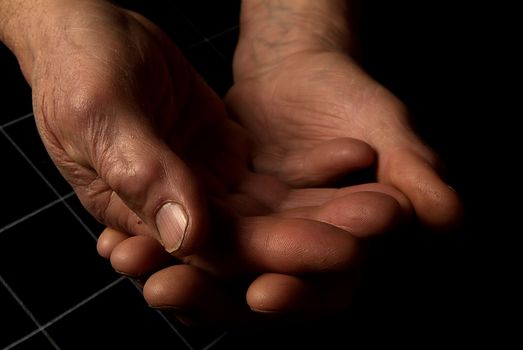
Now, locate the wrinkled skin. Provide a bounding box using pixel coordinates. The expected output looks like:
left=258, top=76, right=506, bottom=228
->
left=226, top=49, right=463, bottom=231
left=27, top=1, right=233, bottom=255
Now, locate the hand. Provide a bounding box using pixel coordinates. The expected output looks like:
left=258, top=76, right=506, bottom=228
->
left=98, top=177, right=412, bottom=326
left=4, top=0, right=241, bottom=256
left=225, top=1, right=463, bottom=231
left=226, top=51, right=462, bottom=230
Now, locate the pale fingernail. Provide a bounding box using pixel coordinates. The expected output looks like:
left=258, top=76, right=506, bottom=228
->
left=156, top=202, right=188, bottom=253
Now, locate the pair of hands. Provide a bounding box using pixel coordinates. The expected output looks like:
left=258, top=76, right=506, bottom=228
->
left=9, top=1, right=461, bottom=326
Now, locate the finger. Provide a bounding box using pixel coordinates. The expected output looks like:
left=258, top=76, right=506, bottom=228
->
left=145, top=268, right=353, bottom=327
left=143, top=264, right=253, bottom=327
left=275, top=191, right=405, bottom=238
left=101, top=214, right=359, bottom=282
left=96, top=227, right=130, bottom=259
left=230, top=175, right=412, bottom=216
left=102, top=228, right=357, bottom=324
left=188, top=216, right=359, bottom=277
left=278, top=182, right=413, bottom=215
left=253, top=138, right=376, bottom=187
left=379, top=149, right=463, bottom=230
left=246, top=273, right=353, bottom=315
left=145, top=267, right=353, bottom=327
left=109, top=235, right=175, bottom=278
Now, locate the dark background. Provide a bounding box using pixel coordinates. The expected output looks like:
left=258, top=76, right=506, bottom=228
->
left=0, top=1, right=511, bottom=349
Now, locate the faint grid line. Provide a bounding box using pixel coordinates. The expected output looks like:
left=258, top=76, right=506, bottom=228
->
left=1, top=276, right=126, bottom=350
left=184, top=25, right=238, bottom=52
left=0, top=128, right=97, bottom=241
left=0, top=192, right=75, bottom=234
left=0, top=275, right=61, bottom=350
left=39, top=276, right=125, bottom=329
left=202, top=331, right=230, bottom=350
left=127, top=278, right=194, bottom=350
left=0, top=112, right=33, bottom=129
left=167, top=2, right=234, bottom=62
left=2, top=108, right=188, bottom=347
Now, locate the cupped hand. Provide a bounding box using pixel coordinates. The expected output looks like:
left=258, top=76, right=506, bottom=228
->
left=226, top=50, right=463, bottom=230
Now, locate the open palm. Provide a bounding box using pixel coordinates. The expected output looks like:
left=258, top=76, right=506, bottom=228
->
left=226, top=51, right=462, bottom=230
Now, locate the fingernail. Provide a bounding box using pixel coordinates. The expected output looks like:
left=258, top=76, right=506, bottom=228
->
left=156, top=202, right=188, bottom=253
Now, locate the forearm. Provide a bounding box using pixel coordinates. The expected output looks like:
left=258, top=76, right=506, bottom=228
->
left=240, top=0, right=352, bottom=49
left=236, top=0, right=354, bottom=72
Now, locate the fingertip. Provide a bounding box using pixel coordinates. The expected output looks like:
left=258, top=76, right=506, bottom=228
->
left=246, top=274, right=310, bottom=313
left=144, top=265, right=196, bottom=309
left=143, top=265, right=218, bottom=310
left=246, top=273, right=353, bottom=316
left=418, top=183, right=464, bottom=231
left=96, top=227, right=130, bottom=259
left=110, top=235, right=172, bottom=278
left=380, top=149, right=464, bottom=232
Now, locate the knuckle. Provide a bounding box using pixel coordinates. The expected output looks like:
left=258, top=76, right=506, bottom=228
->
left=103, top=155, right=163, bottom=208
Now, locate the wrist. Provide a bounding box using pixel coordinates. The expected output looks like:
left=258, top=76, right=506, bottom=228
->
left=0, top=0, right=115, bottom=82
left=1, top=0, right=72, bottom=82
left=235, top=0, right=354, bottom=77
left=0, top=1, right=40, bottom=73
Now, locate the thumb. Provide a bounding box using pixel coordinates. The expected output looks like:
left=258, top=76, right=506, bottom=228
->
left=68, top=111, right=208, bottom=257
